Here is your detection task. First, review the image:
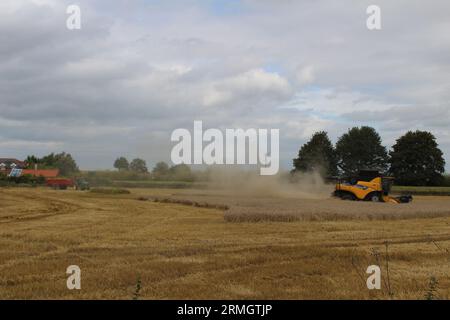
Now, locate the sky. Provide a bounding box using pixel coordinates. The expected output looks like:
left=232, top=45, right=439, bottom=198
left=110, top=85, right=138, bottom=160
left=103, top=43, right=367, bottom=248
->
left=1, top=0, right=449, bottom=171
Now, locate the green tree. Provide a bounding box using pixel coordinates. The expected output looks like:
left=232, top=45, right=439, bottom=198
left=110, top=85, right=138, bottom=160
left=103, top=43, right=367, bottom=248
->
left=54, top=152, right=79, bottom=176
left=335, top=126, right=388, bottom=175
left=114, top=157, right=129, bottom=171
left=40, top=152, right=79, bottom=176
left=40, top=153, right=56, bottom=167
left=390, top=131, right=445, bottom=186
left=152, top=161, right=169, bottom=180
left=169, top=164, right=193, bottom=181
left=25, top=155, right=40, bottom=168
left=292, top=131, right=337, bottom=177
left=129, top=158, right=148, bottom=173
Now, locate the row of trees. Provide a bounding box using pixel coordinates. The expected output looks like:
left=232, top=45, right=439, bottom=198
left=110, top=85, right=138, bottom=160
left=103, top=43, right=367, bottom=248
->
left=22, top=129, right=443, bottom=185
left=113, top=157, right=148, bottom=173
left=152, top=162, right=194, bottom=181
left=113, top=157, right=195, bottom=181
left=292, top=127, right=446, bottom=186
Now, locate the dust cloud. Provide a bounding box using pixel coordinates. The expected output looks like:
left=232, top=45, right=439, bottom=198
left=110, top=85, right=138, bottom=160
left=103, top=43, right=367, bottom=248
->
left=205, top=167, right=332, bottom=199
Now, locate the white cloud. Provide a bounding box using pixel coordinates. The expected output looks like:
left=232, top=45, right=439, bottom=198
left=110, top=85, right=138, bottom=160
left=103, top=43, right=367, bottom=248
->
left=203, top=69, right=292, bottom=107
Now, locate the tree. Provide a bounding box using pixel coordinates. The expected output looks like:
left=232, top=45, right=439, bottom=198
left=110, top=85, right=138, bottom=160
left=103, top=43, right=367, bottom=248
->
left=25, top=155, right=40, bottom=168
left=129, top=158, right=148, bottom=173
left=114, top=157, right=129, bottom=171
left=152, top=161, right=169, bottom=180
left=169, top=164, right=193, bottom=181
left=292, top=131, right=337, bottom=177
left=335, top=126, right=388, bottom=175
left=53, top=152, right=79, bottom=176
left=40, top=153, right=56, bottom=167
left=40, top=152, right=79, bottom=176
left=390, top=131, right=445, bottom=186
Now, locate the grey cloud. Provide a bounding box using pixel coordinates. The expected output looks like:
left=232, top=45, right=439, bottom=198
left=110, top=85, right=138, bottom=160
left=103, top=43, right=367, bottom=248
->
left=0, top=0, right=449, bottom=170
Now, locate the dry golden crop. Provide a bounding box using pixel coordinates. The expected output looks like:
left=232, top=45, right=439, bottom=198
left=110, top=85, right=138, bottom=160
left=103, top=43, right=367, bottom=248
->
left=1, top=187, right=449, bottom=300
left=224, top=197, right=450, bottom=222
left=137, top=188, right=450, bottom=222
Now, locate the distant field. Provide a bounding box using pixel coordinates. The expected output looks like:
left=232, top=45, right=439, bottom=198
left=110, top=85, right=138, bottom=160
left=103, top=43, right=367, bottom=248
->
left=0, top=187, right=449, bottom=299
left=393, top=186, right=450, bottom=196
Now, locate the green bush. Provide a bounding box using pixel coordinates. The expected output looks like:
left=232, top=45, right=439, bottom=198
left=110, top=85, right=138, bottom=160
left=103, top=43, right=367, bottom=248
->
left=0, top=173, right=47, bottom=187
left=80, top=170, right=151, bottom=187
left=78, top=168, right=203, bottom=188
left=111, top=180, right=207, bottom=189
left=82, top=170, right=151, bottom=181
left=443, top=175, right=450, bottom=187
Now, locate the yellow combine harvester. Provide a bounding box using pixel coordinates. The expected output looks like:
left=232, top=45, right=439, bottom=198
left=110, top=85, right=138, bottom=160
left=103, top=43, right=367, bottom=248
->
left=333, top=170, right=412, bottom=204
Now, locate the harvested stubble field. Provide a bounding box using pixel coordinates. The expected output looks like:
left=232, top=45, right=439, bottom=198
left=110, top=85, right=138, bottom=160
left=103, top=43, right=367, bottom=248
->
left=0, top=187, right=449, bottom=299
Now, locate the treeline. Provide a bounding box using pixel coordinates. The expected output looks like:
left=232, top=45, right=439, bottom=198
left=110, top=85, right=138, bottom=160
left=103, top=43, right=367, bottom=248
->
left=113, top=157, right=197, bottom=181
left=25, top=152, right=79, bottom=176
left=292, top=127, right=447, bottom=186
left=8, top=129, right=447, bottom=188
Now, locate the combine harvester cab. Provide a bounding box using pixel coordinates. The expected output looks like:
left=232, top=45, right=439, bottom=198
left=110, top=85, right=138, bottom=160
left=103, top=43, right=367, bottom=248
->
left=333, top=170, right=413, bottom=204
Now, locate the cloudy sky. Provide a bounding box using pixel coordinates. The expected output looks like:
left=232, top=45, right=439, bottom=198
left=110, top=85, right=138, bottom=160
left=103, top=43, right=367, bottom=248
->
left=1, top=0, right=449, bottom=171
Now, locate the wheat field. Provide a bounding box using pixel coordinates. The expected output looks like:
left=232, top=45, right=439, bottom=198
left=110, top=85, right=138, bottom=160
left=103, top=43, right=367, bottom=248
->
left=0, top=187, right=449, bottom=299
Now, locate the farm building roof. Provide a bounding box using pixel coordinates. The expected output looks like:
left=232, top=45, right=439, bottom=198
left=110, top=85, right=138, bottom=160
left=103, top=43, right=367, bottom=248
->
left=0, top=158, right=26, bottom=168
left=21, top=169, right=59, bottom=178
